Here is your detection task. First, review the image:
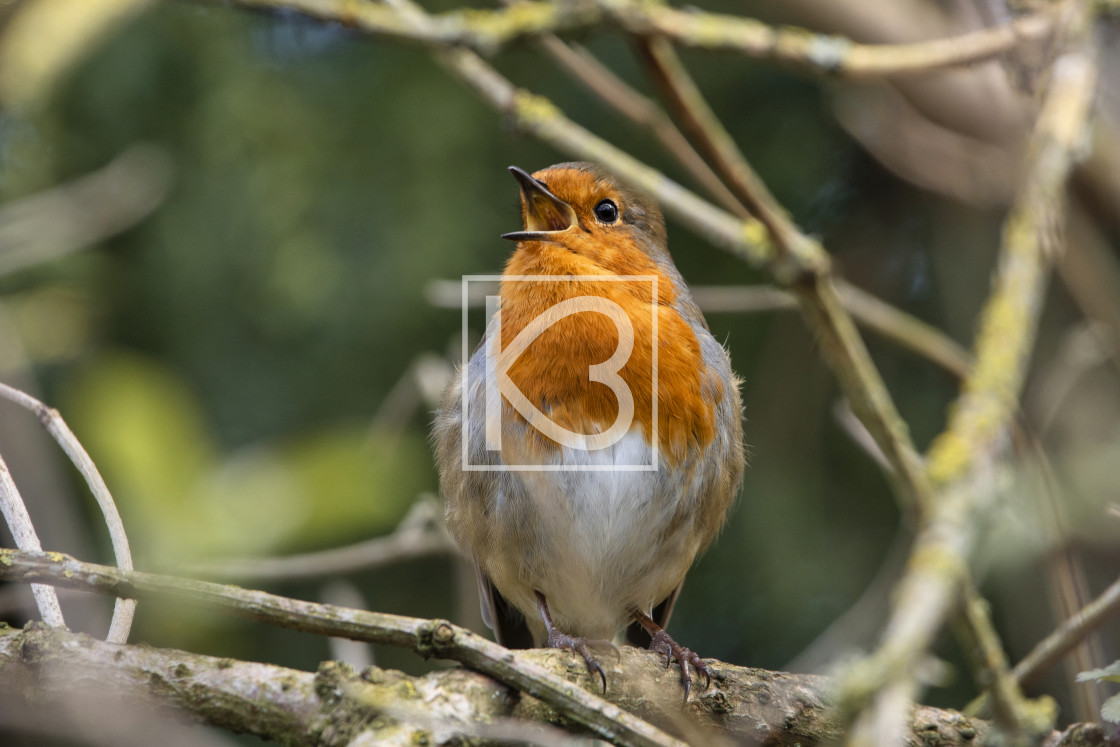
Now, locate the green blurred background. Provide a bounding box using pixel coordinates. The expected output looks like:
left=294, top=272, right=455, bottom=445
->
left=1, top=0, right=1118, bottom=736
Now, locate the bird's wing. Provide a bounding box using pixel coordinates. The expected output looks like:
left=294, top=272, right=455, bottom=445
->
left=625, top=582, right=683, bottom=648
left=476, top=563, right=536, bottom=649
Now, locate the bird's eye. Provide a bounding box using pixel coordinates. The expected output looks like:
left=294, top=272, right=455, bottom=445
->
left=593, top=199, right=619, bottom=224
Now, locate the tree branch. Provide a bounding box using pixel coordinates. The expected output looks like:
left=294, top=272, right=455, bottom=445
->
left=183, top=498, right=456, bottom=582
left=0, top=622, right=1018, bottom=746
left=925, top=40, right=1098, bottom=490
left=0, top=453, right=65, bottom=628
left=1014, top=572, right=1120, bottom=689
left=843, top=6, right=1101, bottom=740
left=634, top=35, right=799, bottom=250
left=223, top=0, right=1059, bottom=79
left=0, top=381, right=137, bottom=643
left=376, top=0, right=934, bottom=517
left=0, top=548, right=682, bottom=747
left=533, top=35, right=749, bottom=218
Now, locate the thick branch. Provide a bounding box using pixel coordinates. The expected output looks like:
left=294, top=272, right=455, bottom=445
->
left=0, top=623, right=1008, bottom=746
left=0, top=549, right=680, bottom=747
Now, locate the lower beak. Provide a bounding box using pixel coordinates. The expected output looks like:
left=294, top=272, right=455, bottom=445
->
left=501, top=166, right=579, bottom=242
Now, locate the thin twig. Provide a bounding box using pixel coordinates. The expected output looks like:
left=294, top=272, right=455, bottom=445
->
left=186, top=499, right=456, bottom=581
left=966, top=569, right=1120, bottom=719
left=0, top=549, right=684, bottom=747
left=634, top=35, right=799, bottom=253
left=221, top=0, right=1059, bottom=79
left=1025, top=366, right=1107, bottom=721
left=832, top=400, right=891, bottom=472
left=617, top=25, right=937, bottom=511
left=431, top=278, right=973, bottom=378
left=0, top=382, right=136, bottom=644
left=686, top=284, right=797, bottom=313
left=1013, top=572, right=1120, bottom=687
left=835, top=283, right=972, bottom=379
left=633, top=3, right=1059, bottom=79
left=0, top=454, right=65, bottom=628
left=0, top=145, right=173, bottom=279
left=954, top=578, right=1035, bottom=730
left=187, top=525, right=453, bottom=581
left=535, top=36, right=748, bottom=218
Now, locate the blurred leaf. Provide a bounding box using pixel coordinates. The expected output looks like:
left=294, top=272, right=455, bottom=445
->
left=1077, top=661, right=1120, bottom=683
left=65, top=353, right=427, bottom=567
left=189, top=446, right=307, bottom=558
left=0, top=0, right=154, bottom=109
left=276, top=428, right=428, bottom=548
left=63, top=352, right=220, bottom=561
left=7, top=284, right=93, bottom=362
left=1101, top=693, right=1120, bottom=724
left=187, top=427, right=427, bottom=556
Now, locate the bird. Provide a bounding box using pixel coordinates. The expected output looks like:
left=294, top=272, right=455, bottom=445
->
left=433, top=161, right=744, bottom=697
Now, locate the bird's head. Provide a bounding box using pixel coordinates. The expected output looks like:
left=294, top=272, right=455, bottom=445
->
left=502, top=163, right=670, bottom=274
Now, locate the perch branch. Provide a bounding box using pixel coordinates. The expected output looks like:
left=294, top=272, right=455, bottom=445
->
left=0, top=548, right=682, bottom=747
left=0, top=623, right=1019, bottom=746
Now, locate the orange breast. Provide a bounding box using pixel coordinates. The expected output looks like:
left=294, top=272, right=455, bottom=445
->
left=498, top=244, right=719, bottom=464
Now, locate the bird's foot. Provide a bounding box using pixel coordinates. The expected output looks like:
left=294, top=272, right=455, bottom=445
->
left=546, top=630, right=617, bottom=693
left=648, top=629, right=711, bottom=701
left=534, top=590, right=617, bottom=692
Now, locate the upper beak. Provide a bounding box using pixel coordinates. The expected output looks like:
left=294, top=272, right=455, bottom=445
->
left=501, top=166, right=579, bottom=242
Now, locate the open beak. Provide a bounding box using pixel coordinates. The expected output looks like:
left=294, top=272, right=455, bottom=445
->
left=501, top=166, right=579, bottom=242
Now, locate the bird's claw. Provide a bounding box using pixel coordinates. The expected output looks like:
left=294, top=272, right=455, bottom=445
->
left=649, top=630, right=711, bottom=701
left=548, top=631, right=613, bottom=693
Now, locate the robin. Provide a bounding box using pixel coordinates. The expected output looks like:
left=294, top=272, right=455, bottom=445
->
left=433, top=162, right=744, bottom=697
